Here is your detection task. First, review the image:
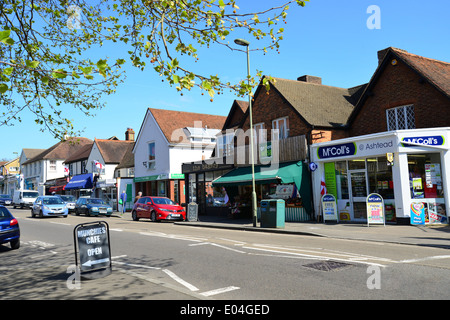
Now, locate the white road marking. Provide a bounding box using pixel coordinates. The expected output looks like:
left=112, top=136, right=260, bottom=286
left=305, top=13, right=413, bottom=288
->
left=201, top=286, right=240, bottom=297
left=210, top=243, right=246, bottom=254
left=113, top=261, right=161, bottom=270
left=163, top=269, right=199, bottom=292
left=49, top=221, right=70, bottom=226
left=399, top=255, right=450, bottom=263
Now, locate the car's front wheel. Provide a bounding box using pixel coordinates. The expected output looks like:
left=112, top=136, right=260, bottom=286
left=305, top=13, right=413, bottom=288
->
left=150, top=211, right=158, bottom=222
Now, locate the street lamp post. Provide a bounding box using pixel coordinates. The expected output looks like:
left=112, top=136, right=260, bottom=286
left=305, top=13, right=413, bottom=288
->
left=234, top=38, right=257, bottom=227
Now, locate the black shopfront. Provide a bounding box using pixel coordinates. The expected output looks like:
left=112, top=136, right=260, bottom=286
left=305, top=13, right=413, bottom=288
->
left=182, top=161, right=234, bottom=216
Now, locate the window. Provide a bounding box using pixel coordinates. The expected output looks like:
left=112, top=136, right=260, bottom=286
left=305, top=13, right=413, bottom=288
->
left=408, top=153, right=443, bottom=199
left=254, top=123, right=266, bottom=145
left=81, top=160, right=87, bottom=174
left=147, top=142, right=156, bottom=170
left=386, top=105, right=415, bottom=131
left=49, top=160, right=56, bottom=171
left=217, top=133, right=234, bottom=157
left=272, top=117, right=289, bottom=139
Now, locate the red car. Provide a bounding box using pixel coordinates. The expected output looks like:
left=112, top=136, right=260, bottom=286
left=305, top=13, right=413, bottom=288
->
left=132, top=196, right=186, bottom=222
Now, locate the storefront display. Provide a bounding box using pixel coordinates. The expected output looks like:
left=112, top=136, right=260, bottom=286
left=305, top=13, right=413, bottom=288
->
left=311, top=129, right=450, bottom=225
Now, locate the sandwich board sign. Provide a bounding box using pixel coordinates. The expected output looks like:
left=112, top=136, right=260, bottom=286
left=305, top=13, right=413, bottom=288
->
left=366, top=193, right=385, bottom=227
left=74, top=221, right=112, bottom=279
left=321, top=194, right=338, bottom=223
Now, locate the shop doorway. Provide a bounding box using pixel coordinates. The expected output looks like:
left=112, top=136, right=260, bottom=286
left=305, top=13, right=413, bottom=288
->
left=349, top=170, right=368, bottom=220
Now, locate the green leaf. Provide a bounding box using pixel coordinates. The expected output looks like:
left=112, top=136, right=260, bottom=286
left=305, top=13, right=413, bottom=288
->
left=41, top=76, right=50, bottom=85
left=0, top=83, right=8, bottom=94
left=3, top=67, right=14, bottom=76
left=26, top=60, right=40, bottom=69
left=0, top=30, right=11, bottom=43
left=52, top=69, right=67, bottom=79
left=96, top=59, right=107, bottom=71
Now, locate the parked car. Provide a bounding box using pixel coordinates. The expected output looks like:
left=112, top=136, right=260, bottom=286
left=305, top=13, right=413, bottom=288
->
left=0, top=194, right=12, bottom=206
left=58, top=195, right=77, bottom=213
left=75, top=198, right=113, bottom=217
left=0, top=206, right=20, bottom=249
left=132, top=196, right=186, bottom=222
left=31, top=196, right=68, bottom=218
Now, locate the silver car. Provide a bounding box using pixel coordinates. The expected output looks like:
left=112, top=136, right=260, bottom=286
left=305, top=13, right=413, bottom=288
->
left=59, top=195, right=77, bottom=213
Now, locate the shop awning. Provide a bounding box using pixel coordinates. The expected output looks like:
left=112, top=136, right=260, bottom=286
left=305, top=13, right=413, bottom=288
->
left=64, top=173, right=93, bottom=190
left=212, top=161, right=312, bottom=213
left=49, top=185, right=66, bottom=193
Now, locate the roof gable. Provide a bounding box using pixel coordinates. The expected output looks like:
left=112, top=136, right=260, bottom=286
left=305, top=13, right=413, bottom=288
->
left=148, top=108, right=226, bottom=143
left=94, top=139, right=135, bottom=164
left=258, top=77, right=364, bottom=128
left=347, top=47, right=450, bottom=125
left=23, top=137, right=92, bottom=164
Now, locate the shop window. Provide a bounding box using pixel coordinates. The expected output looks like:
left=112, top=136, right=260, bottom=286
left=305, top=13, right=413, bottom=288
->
left=367, top=156, right=394, bottom=199
left=348, top=159, right=365, bottom=170
left=335, top=161, right=349, bottom=199
left=188, top=174, right=196, bottom=203
left=386, top=105, right=415, bottom=131
left=408, top=153, right=443, bottom=199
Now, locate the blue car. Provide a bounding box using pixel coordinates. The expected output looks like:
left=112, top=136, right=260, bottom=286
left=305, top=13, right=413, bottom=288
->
left=0, top=206, right=20, bottom=249
left=0, top=194, right=12, bottom=206
left=75, top=197, right=113, bottom=217
left=31, top=196, right=69, bottom=218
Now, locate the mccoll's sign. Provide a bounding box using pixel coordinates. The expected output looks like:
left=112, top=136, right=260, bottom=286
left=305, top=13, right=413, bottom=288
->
left=317, top=139, right=394, bottom=160
left=317, top=142, right=356, bottom=159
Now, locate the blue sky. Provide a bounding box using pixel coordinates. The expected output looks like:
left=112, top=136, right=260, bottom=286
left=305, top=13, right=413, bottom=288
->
left=1, top=0, right=449, bottom=160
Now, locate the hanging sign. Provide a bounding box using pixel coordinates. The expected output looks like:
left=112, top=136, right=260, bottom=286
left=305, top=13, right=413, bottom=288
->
left=73, top=221, right=112, bottom=279
left=321, top=194, right=338, bottom=223
left=366, top=193, right=385, bottom=226
left=410, top=202, right=425, bottom=225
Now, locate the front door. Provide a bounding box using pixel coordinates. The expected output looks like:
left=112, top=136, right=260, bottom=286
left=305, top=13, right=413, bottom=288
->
left=349, top=170, right=368, bottom=220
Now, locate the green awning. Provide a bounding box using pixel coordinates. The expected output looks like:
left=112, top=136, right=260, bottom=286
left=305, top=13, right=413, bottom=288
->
left=212, top=161, right=312, bottom=214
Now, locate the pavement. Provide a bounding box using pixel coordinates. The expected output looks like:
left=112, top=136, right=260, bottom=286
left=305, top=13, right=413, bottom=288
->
left=175, top=216, right=450, bottom=249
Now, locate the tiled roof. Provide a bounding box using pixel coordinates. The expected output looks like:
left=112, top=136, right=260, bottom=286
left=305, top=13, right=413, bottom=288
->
left=222, top=100, right=249, bottom=130
left=269, top=77, right=365, bottom=128
left=95, top=139, right=135, bottom=164
left=390, top=47, right=450, bottom=97
left=23, top=137, right=92, bottom=164
left=115, top=142, right=135, bottom=169
left=63, top=143, right=93, bottom=164
left=149, top=108, right=226, bottom=143
left=21, top=148, right=46, bottom=160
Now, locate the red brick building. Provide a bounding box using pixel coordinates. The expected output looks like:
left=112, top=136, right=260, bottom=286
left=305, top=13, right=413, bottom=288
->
left=349, top=47, right=450, bottom=137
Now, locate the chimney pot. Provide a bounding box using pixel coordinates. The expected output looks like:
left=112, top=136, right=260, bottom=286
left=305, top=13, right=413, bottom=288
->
left=125, top=128, right=135, bottom=141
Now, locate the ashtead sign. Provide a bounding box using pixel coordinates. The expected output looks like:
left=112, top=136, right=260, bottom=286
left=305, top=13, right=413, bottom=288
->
left=317, top=142, right=356, bottom=159
left=73, top=221, right=111, bottom=279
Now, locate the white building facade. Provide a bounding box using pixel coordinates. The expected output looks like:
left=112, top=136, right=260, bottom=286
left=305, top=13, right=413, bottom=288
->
left=310, top=128, right=450, bottom=225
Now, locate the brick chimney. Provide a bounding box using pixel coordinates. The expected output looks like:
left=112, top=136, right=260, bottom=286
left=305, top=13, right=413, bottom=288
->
left=297, top=75, right=322, bottom=85
left=125, top=128, right=135, bottom=141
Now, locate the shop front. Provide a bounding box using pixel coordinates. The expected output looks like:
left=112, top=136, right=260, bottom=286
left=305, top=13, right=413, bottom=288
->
left=211, top=161, right=313, bottom=222
left=134, top=173, right=186, bottom=205
left=310, top=128, right=450, bottom=225
left=182, top=161, right=234, bottom=216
